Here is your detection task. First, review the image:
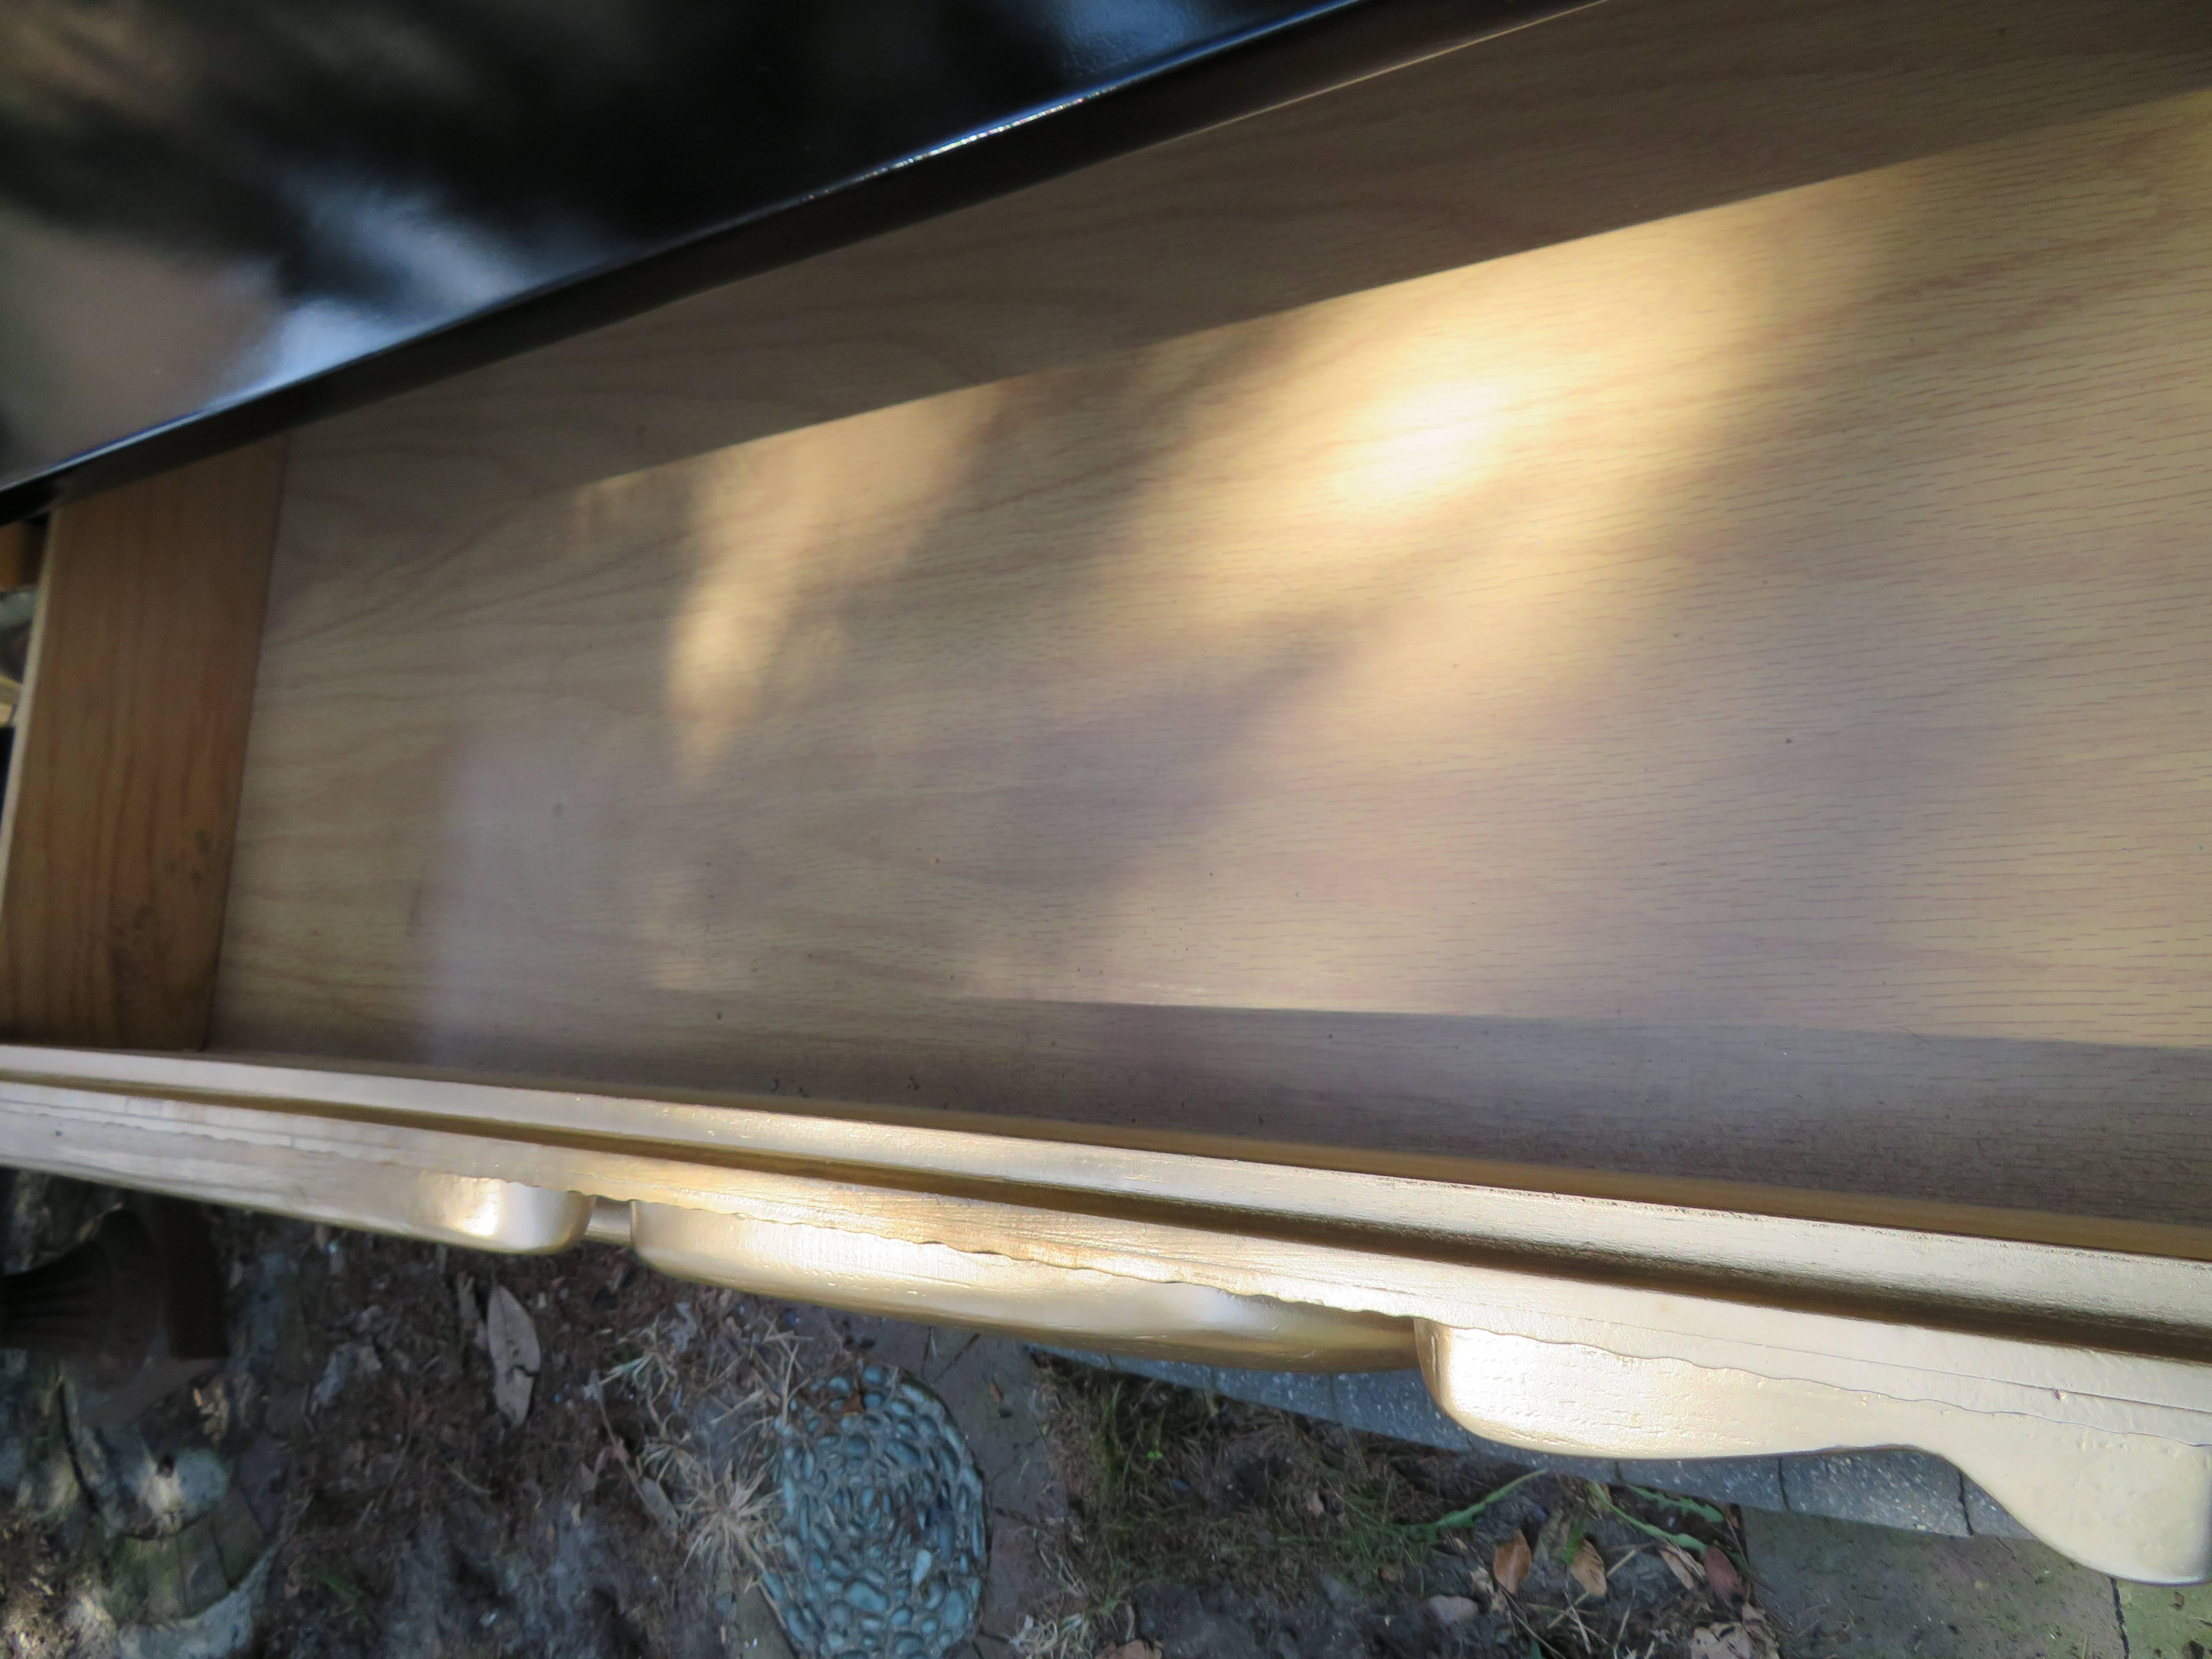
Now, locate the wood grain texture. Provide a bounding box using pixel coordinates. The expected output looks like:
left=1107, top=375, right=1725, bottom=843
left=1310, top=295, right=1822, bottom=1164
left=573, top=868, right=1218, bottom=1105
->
left=217, top=6, right=2212, bottom=1231
left=0, top=521, right=38, bottom=590
left=0, top=441, right=284, bottom=1047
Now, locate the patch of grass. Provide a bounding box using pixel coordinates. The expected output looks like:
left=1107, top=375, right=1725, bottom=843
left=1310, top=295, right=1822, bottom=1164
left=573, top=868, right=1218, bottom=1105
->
left=301, top=1565, right=376, bottom=1634
left=1038, top=1359, right=1438, bottom=1610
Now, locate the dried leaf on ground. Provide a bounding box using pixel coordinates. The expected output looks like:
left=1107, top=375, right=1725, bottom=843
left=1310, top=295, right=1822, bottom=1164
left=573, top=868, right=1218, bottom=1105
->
left=1659, top=1544, right=1704, bottom=1589
left=1690, top=1625, right=1754, bottom=1659
left=1301, top=1491, right=1325, bottom=1517
left=1568, top=1538, right=1608, bottom=1599
left=1741, top=1602, right=1780, bottom=1658
left=1493, top=1532, right=1533, bottom=1595
left=486, top=1282, right=541, bottom=1427
left=1703, top=1546, right=1745, bottom=1603
left=1428, top=1595, right=1480, bottom=1626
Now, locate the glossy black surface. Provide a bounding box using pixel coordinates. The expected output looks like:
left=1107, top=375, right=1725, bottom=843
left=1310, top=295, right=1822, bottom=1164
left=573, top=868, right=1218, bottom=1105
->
left=0, top=0, right=1564, bottom=520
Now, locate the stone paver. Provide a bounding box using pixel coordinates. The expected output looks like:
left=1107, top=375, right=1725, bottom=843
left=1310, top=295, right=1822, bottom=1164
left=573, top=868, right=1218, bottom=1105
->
left=730, top=1585, right=798, bottom=1659
left=1779, top=1450, right=1969, bottom=1537
left=1620, top=1456, right=1787, bottom=1512
left=1963, top=1476, right=2035, bottom=1540
left=1744, top=1508, right=2122, bottom=1659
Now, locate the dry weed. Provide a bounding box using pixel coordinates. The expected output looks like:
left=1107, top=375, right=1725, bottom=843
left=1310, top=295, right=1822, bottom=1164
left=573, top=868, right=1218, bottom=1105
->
left=1009, top=1535, right=1093, bottom=1659
left=594, top=1291, right=799, bottom=1600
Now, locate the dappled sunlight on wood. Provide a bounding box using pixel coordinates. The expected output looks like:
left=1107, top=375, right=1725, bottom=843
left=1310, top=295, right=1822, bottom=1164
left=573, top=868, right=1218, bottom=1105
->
left=950, top=205, right=1802, bottom=1015
left=218, top=77, right=2212, bottom=1222
left=659, top=388, right=1012, bottom=785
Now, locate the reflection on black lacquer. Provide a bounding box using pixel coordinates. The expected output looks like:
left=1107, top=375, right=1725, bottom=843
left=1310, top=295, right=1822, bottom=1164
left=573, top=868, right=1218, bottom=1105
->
left=0, top=0, right=1557, bottom=517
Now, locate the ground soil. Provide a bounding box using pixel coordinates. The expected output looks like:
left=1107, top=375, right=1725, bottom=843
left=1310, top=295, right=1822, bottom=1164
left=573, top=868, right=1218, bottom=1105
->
left=0, top=1186, right=1778, bottom=1659
left=1034, top=1358, right=1767, bottom=1659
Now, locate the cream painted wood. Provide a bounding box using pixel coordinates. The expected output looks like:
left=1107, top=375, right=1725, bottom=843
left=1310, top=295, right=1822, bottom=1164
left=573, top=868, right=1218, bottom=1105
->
left=629, top=1204, right=1414, bottom=1369
left=6, top=1041, right=2212, bottom=1333
left=1417, top=1325, right=2212, bottom=1584
left=0, top=1045, right=2206, bottom=1580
